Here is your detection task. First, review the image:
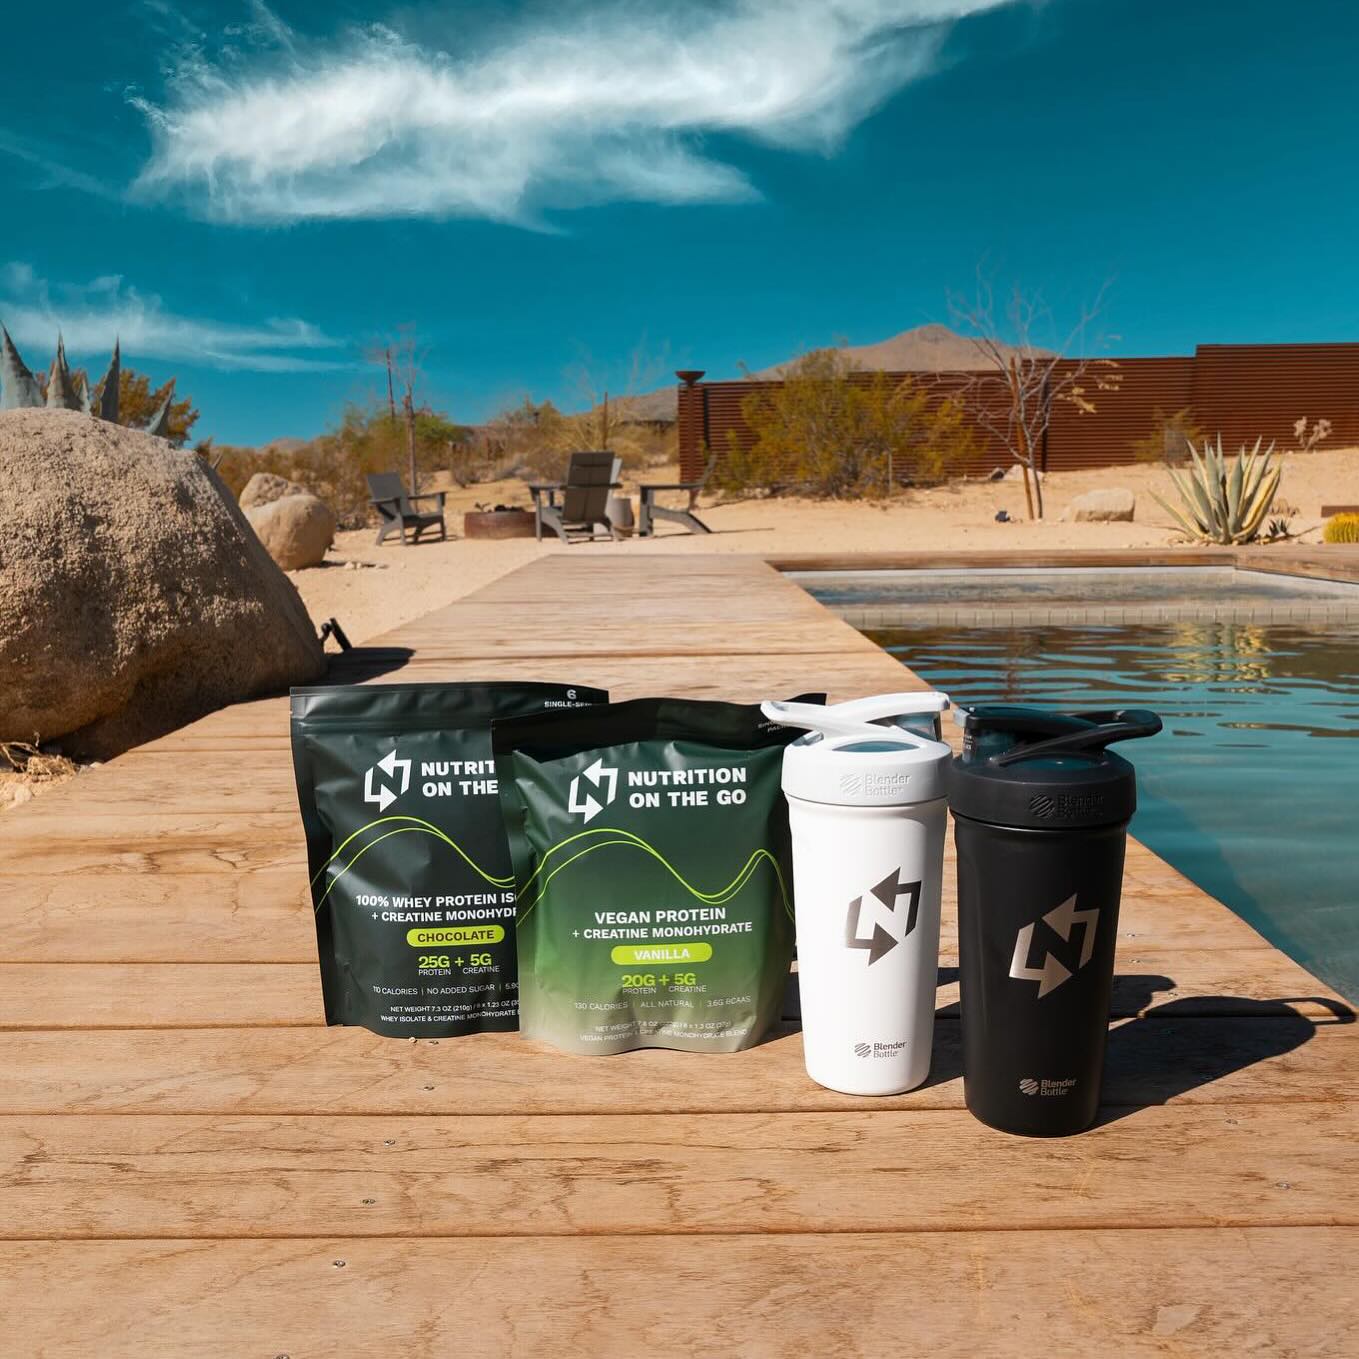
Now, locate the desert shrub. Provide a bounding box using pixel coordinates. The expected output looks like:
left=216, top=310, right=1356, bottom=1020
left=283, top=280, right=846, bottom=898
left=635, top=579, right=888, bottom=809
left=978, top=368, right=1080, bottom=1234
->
left=1293, top=417, right=1332, bottom=454
left=479, top=396, right=676, bottom=483
left=1323, top=513, right=1359, bottom=544
left=1131, top=406, right=1203, bottom=465
left=717, top=348, right=978, bottom=498
left=213, top=404, right=476, bottom=528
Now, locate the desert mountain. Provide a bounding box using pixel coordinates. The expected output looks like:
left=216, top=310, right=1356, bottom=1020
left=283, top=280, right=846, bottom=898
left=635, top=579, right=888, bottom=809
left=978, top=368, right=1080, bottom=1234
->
left=748, top=322, right=1026, bottom=377
left=617, top=324, right=1042, bottom=423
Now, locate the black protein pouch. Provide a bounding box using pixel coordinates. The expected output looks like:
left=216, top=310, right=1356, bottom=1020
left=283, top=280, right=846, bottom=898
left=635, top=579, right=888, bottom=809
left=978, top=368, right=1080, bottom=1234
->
left=291, top=681, right=607, bottom=1037
left=493, top=696, right=817, bottom=1055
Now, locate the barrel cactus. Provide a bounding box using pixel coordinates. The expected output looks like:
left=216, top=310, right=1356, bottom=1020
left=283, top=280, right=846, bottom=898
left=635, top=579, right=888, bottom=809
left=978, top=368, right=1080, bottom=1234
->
left=1323, top=513, right=1359, bottom=544
left=1151, top=435, right=1282, bottom=544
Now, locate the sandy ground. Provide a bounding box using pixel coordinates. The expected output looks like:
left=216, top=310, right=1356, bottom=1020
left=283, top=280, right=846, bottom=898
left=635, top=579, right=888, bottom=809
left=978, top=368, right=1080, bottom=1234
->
left=5, top=447, right=1354, bottom=814
left=293, top=448, right=1359, bottom=646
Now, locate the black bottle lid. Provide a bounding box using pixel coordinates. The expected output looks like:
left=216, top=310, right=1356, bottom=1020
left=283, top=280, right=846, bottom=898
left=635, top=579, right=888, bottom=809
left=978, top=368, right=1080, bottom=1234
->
left=946, top=705, right=1162, bottom=831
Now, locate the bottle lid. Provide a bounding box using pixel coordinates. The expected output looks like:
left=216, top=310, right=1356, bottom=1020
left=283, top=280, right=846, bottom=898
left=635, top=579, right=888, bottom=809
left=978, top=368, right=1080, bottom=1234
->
left=946, top=705, right=1162, bottom=830
left=761, top=692, right=952, bottom=807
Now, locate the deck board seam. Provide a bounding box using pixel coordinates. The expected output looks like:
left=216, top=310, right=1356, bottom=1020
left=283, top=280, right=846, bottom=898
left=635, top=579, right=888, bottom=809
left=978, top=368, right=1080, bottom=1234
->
left=3, top=1221, right=1355, bottom=1242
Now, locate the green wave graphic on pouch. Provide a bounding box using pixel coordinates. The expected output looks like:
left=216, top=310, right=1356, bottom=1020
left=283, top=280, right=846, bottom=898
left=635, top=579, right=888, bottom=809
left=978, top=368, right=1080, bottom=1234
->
left=514, top=827, right=792, bottom=925
left=313, top=815, right=513, bottom=910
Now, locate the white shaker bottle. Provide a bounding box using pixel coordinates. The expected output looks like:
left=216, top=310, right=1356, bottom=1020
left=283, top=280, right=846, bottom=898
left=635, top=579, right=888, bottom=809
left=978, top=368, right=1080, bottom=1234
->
left=762, top=693, right=952, bottom=1096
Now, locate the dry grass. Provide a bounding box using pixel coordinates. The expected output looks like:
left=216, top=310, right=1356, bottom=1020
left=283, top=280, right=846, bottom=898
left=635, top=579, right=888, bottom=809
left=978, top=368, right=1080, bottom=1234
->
left=0, top=741, right=81, bottom=814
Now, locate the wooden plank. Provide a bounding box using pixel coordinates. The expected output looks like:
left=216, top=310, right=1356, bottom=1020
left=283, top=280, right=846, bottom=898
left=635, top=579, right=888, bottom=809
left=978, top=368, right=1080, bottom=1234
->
left=0, top=946, right=1343, bottom=1030
left=12, top=760, right=303, bottom=813
left=0, top=964, right=321, bottom=1028
left=67, top=649, right=933, bottom=758
left=131, top=649, right=921, bottom=755
left=0, top=871, right=313, bottom=962
left=0, top=815, right=301, bottom=875
left=0, top=873, right=1268, bottom=962
left=1245, top=547, right=1359, bottom=585
left=3, top=1103, right=1355, bottom=1240
left=4, top=1230, right=1355, bottom=1358
left=2, top=1018, right=1353, bottom=1115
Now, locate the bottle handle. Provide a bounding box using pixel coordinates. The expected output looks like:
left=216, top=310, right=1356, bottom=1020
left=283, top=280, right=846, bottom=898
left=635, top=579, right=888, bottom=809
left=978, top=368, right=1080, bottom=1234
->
left=828, top=691, right=950, bottom=725
left=761, top=698, right=939, bottom=747
left=992, top=709, right=1163, bottom=765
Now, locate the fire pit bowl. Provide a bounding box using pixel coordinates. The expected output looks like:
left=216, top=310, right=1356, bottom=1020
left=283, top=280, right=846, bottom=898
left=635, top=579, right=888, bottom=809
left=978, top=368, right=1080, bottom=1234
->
left=463, top=507, right=537, bottom=540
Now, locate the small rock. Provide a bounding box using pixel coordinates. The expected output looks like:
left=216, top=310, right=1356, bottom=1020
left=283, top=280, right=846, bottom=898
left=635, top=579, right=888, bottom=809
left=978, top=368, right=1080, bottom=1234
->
left=10, top=785, right=33, bottom=805
left=1002, top=464, right=1043, bottom=483
left=1063, top=487, right=1136, bottom=523
left=239, top=472, right=308, bottom=509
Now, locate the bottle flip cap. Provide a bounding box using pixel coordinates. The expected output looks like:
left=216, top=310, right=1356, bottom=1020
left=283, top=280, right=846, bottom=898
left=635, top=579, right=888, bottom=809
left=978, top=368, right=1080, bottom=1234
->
left=947, top=705, right=1162, bottom=830
left=761, top=692, right=953, bottom=807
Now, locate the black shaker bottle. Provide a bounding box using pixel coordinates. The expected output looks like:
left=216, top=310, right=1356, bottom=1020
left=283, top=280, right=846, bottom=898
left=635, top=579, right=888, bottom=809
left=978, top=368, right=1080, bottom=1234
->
left=947, top=706, right=1162, bottom=1136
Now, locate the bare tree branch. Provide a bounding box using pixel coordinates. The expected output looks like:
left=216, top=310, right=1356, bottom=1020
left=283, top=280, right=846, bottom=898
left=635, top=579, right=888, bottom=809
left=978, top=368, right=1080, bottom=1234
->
left=945, top=269, right=1120, bottom=519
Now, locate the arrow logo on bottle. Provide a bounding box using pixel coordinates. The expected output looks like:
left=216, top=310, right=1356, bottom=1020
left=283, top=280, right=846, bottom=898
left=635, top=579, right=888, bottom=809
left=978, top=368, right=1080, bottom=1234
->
left=844, top=869, right=922, bottom=965
left=1008, top=893, right=1100, bottom=998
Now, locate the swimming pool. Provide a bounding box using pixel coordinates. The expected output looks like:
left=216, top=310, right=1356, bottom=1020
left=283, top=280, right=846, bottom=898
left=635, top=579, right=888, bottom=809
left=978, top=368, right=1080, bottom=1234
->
left=867, top=619, right=1359, bottom=1003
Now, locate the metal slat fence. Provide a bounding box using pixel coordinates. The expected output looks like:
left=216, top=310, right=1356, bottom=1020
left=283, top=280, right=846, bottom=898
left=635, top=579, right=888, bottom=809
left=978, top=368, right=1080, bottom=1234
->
left=676, top=344, right=1359, bottom=483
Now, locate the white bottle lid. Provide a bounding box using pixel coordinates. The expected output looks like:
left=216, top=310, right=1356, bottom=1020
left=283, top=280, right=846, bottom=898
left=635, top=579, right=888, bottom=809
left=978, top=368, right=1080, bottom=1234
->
left=762, top=692, right=952, bottom=808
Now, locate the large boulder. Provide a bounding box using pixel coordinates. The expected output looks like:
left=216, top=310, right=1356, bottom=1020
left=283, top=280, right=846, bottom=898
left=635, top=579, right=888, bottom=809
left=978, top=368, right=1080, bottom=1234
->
left=0, top=408, right=325, bottom=758
left=245, top=493, right=335, bottom=570
left=1063, top=488, right=1136, bottom=522
left=239, top=471, right=309, bottom=509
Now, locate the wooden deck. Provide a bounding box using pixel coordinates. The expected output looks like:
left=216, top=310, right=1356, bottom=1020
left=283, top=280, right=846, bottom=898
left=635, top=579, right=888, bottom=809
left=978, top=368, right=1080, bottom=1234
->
left=3, top=554, right=1357, bottom=1356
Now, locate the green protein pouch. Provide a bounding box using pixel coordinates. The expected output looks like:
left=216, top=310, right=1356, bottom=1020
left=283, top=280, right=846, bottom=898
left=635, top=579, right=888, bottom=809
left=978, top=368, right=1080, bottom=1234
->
left=291, top=681, right=607, bottom=1037
left=493, top=697, right=812, bottom=1055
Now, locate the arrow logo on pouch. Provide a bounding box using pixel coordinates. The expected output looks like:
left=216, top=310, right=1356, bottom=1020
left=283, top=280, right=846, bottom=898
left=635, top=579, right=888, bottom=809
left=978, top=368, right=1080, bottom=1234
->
left=363, top=750, right=412, bottom=812
left=844, top=869, right=922, bottom=965
left=568, top=758, right=619, bottom=823
left=1009, top=894, right=1100, bottom=998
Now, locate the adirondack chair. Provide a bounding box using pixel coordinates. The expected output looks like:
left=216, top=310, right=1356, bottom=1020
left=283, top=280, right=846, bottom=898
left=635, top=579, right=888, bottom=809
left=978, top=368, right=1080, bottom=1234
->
left=637, top=454, right=717, bottom=537
left=529, top=451, right=622, bottom=543
left=366, top=473, right=447, bottom=546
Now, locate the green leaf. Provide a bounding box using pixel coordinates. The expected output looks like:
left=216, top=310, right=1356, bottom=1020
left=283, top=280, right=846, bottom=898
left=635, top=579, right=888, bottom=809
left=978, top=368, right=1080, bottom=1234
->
left=1151, top=489, right=1208, bottom=541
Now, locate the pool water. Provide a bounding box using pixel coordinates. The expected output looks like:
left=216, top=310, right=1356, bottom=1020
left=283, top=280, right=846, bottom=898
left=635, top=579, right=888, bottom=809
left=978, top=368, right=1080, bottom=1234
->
left=870, top=621, right=1359, bottom=1002
left=801, top=566, right=1359, bottom=609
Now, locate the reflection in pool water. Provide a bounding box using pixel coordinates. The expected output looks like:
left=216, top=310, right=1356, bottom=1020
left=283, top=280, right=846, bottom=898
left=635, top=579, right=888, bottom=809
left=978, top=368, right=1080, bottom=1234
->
left=870, top=621, right=1359, bottom=1002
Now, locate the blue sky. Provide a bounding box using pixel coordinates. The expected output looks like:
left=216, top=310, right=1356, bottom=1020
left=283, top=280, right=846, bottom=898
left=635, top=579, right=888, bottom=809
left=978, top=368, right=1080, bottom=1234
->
left=2, top=0, right=1357, bottom=446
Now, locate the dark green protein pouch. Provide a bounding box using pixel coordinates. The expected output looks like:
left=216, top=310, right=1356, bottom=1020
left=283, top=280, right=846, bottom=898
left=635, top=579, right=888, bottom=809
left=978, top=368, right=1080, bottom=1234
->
left=493, top=697, right=810, bottom=1055
left=291, top=681, right=607, bottom=1037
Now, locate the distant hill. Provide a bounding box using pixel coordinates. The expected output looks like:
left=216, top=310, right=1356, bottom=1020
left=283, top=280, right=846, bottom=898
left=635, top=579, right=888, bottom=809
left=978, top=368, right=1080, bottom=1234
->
left=616, top=324, right=1045, bottom=423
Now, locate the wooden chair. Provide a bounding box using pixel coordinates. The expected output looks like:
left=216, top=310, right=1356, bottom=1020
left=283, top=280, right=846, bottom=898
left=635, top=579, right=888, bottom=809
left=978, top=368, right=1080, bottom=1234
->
left=365, top=473, right=447, bottom=546
left=638, top=454, right=717, bottom=537
left=529, top=452, right=622, bottom=543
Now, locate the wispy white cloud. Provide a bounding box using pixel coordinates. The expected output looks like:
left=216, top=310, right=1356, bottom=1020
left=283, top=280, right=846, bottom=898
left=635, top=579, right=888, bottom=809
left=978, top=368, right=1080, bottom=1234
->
left=0, top=263, right=347, bottom=372
left=0, top=130, right=122, bottom=202
left=133, top=0, right=1016, bottom=226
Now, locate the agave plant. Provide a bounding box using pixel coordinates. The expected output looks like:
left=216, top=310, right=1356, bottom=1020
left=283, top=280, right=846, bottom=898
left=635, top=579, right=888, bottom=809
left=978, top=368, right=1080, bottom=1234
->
left=1150, top=435, right=1281, bottom=544
left=0, top=328, right=174, bottom=438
